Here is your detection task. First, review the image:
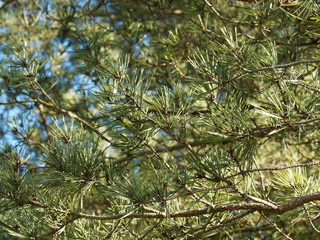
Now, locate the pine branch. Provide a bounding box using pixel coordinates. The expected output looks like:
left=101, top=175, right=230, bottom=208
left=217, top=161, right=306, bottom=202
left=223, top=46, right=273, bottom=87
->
left=141, top=185, right=232, bottom=204
left=115, top=116, right=320, bottom=164
left=24, top=191, right=320, bottom=220
left=37, top=98, right=112, bottom=143
left=228, top=59, right=320, bottom=84
left=204, top=0, right=239, bottom=24
left=227, top=161, right=320, bottom=178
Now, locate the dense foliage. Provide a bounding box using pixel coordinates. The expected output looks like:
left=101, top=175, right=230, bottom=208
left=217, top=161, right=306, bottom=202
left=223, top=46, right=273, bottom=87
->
left=1, top=0, right=320, bottom=239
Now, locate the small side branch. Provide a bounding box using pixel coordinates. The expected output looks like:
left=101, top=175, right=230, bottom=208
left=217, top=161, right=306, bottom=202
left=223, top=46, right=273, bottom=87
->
left=227, top=161, right=320, bottom=178
left=228, top=59, right=320, bottom=83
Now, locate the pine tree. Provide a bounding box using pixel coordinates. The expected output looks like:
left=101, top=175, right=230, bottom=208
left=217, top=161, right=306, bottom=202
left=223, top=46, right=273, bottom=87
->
left=1, top=0, right=320, bottom=239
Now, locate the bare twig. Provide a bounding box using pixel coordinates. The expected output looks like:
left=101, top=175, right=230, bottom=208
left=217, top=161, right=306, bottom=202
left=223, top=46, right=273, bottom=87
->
left=139, top=219, right=163, bottom=240
left=204, top=0, right=240, bottom=24
left=103, top=219, right=122, bottom=239
left=189, top=210, right=255, bottom=239
left=303, top=204, right=320, bottom=233
left=30, top=0, right=58, bottom=21
left=260, top=212, right=293, bottom=240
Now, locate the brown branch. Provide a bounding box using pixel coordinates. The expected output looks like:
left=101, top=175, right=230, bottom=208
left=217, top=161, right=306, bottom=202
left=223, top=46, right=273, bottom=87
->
left=227, top=161, right=320, bottom=178
left=30, top=0, right=58, bottom=21
left=226, top=59, right=320, bottom=84
left=289, top=81, right=320, bottom=93
left=0, top=0, right=16, bottom=10
left=138, top=219, right=163, bottom=240
left=303, top=204, right=320, bottom=233
left=25, top=191, right=320, bottom=220
left=103, top=219, right=122, bottom=239
left=278, top=192, right=320, bottom=213
left=0, top=219, right=25, bottom=237
left=115, top=115, right=320, bottom=164
left=0, top=100, right=37, bottom=105
left=36, top=215, right=80, bottom=238
left=37, top=103, right=51, bottom=137
left=15, top=128, right=41, bottom=146
left=12, top=44, right=111, bottom=144
left=37, top=99, right=112, bottom=144
left=115, top=140, right=210, bottom=164
left=260, top=212, right=293, bottom=240
left=87, top=0, right=105, bottom=15
left=204, top=0, right=240, bottom=24
left=142, top=185, right=232, bottom=204
left=67, top=191, right=318, bottom=219
left=189, top=210, right=255, bottom=240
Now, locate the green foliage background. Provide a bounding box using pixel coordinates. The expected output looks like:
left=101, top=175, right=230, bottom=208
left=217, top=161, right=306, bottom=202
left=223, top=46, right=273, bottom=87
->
left=1, top=0, right=320, bottom=239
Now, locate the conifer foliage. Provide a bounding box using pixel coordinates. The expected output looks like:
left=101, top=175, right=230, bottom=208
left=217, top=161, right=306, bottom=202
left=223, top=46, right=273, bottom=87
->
left=1, top=0, right=320, bottom=239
